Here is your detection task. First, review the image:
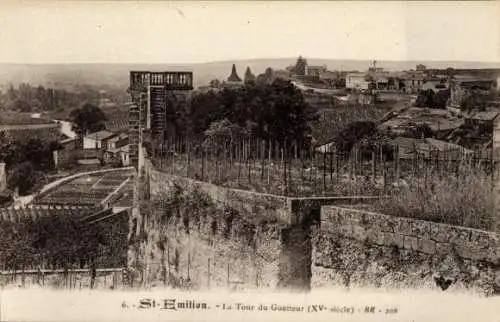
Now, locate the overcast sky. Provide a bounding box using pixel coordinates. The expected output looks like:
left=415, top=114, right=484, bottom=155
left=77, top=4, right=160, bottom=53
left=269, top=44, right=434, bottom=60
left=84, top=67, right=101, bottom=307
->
left=0, top=1, right=498, bottom=64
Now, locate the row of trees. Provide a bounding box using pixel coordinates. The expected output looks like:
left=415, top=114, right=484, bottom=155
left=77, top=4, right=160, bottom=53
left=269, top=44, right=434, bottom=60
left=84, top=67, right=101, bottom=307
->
left=0, top=83, right=101, bottom=113
left=0, top=83, right=128, bottom=116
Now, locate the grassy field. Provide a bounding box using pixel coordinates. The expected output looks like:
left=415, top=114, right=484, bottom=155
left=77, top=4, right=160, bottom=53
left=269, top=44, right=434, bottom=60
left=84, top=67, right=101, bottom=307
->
left=372, top=169, right=494, bottom=231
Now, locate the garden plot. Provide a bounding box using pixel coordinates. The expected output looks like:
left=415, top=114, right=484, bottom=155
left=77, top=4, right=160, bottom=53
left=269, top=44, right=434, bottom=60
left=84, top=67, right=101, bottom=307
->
left=36, top=170, right=135, bottom=207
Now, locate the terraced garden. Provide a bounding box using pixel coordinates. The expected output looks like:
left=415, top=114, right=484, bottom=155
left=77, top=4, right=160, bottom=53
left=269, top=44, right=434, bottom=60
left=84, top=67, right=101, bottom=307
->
left=35, top=169, right=135, bottom=207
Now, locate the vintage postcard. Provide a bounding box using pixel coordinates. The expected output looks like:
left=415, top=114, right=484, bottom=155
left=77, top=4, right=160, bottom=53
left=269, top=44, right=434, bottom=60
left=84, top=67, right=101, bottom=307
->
left=0, top=1, right=499, bottom=321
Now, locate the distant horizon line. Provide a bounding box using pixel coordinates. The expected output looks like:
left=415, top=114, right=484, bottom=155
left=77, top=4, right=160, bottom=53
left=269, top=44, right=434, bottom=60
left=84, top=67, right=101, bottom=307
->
left=0, top=56, right=500, bottom=67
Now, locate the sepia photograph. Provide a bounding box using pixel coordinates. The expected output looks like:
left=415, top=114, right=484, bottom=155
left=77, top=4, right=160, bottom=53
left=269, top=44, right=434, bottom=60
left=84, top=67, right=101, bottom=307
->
left=0, top=1, right=499, bottom=321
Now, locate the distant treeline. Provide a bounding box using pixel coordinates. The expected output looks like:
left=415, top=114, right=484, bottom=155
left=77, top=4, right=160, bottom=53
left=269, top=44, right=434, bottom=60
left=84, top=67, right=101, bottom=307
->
left=0, top=83, right=127, bottom=115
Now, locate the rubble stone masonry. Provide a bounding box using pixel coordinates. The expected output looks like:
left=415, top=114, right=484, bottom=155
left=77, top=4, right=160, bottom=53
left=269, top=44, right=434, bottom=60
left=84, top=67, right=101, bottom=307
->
left=313, top=206, right=500, bottom=295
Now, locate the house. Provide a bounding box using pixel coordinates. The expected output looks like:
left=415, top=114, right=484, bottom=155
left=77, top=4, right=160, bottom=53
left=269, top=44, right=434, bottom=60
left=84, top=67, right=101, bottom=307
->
left=390, top=136, right=471, bottom=160
left=83, top=130, right=118, bottom=149
left=106, top=132, right=129, bottom=150
left=378, top=107, right=464, bottom=138
left=346, top=73, right=371, bottom=90
left=465, top=111, right=499, bottom=126
left=449, top=76, right=495, bottom=108
left=402, top=72, right=426, bottom=94
left=307, top=65, right=327, bottom=77
left=420, top=80, right=449, bottom=92
left=104, top=144, right=130, bottom=166
left=464, top=111, right=499, bottom=136
left=105, top=118, right=129, bottom=133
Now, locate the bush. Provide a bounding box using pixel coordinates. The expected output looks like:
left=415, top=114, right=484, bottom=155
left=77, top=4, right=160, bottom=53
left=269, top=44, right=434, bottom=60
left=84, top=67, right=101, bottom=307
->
left=7, top=161, right=37, bottom=195
left=335, top=121, right=378, bottom=154
left=373, top=170, right=493, bottom=231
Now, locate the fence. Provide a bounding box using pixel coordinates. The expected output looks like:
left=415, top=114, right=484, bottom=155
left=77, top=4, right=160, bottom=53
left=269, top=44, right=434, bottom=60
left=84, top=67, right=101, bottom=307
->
left=0, top=267, right=128, bottom=290
left=148, top=136, right=496, bottom=197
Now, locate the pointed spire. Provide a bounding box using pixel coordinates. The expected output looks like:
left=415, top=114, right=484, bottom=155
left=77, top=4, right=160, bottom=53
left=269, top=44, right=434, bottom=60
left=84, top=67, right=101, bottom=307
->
left=227, top=64, right=242, bottom=82
left=244, top=66, right=256, bottom=84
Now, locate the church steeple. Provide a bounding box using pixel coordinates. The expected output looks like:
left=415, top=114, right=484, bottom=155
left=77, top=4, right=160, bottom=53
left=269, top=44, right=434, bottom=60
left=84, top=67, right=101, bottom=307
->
left=244, top=66, right=256, bottom=84
left=227, top=64, right=242, bottom=82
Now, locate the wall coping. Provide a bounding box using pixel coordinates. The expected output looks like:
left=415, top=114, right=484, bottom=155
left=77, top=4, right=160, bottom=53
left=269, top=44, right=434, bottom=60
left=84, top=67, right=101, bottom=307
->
left=322, top=205, right=500, bottom=237
left=148, top=163, right=386, bottom=227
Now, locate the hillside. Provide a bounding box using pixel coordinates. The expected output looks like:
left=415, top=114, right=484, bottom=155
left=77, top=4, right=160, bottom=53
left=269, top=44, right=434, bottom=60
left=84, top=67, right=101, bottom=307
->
left=1, top=59, right=500, bottom=90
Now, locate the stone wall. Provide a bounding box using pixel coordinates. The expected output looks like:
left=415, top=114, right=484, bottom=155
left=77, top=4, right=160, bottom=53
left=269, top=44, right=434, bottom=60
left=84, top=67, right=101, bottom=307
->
left=129, top=159, right=383, bottom=291
left=313, top=206, right=500, bottom=296
left=133, top=163, right=285, bottom=290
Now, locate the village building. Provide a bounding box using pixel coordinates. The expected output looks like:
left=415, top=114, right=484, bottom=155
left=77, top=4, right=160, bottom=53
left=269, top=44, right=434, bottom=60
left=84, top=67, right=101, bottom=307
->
left=402, top=71, right=426, bottom=94
left=104, top=144, right=130, bottom=166
left=448, top=76, right=495, bottom=108
left=83, top=130, right=118, bottom=149
left=105, top=118, right=129, bottom=133
left=346, top=72, right=371, bottom=90
left=306, top=65, right=327, bottom=77
left=390, top=136, right=472, bottom=160
left=106, top=132, right=128, bottom=150
left=463, top=110, right=499, bottom=137
left=379, top=107, right=465, bottom=139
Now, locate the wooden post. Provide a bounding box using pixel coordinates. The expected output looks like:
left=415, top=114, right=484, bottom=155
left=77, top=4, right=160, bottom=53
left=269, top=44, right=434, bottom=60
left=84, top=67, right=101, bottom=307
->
left=372, top=149, right=376, bottom=185
left=353, top=148, right=358, bottom=194
left=247, top=140, right=252, bottom=184
left=329, top=150, right=333, bottom=184
left=395, top=144, right=400, bottom=183
left=167, top=244, right=170, bottom=283
left=382, top=152, right=387, bottom=194
left=323, top=150, right=326, bottom=194
left=313, top=149, right=318, bottom=195
left=218, top=138, right=222, bottom=184
left=207, top=258, right=211, bottom=289
left=281, top=145, right=285, bottom=195
left=348, top=152, right=352, bottom=195
left=187, top=137, right=191, bottom=178
left=237, top=140, right=242, bottom=184
left=261, top=140, right=265, bottom=183
left=336, top=151, right=340, bottom=182
left=267, top=140, right=271, bottom=191
left=201, top=145, right=205, bottom=181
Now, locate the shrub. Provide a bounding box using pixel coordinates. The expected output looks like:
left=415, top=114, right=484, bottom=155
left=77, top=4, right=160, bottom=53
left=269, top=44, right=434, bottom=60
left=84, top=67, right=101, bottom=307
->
left=373, top=170, right=493, bottom=231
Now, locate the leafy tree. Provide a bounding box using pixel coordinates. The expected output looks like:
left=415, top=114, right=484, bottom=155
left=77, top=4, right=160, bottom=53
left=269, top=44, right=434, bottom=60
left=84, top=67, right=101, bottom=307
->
left=69, top=103, right=107, bottom=139
left=415, top=89, right=450, bottom=109
left=13, top=99, right=32, bottom=112
left=416, top=64, right=427, bottom=72
left=404, top=123, right=434, bottom=139
left=460, top=90, right=489, bottom=113
left=7, top=161, right=37, bottom=195
left=189, top=79, right=317, bottom=145
left=335, top=121, right=378, bottom=154
left=256, top=67, right=276, bottom=85
left=0, top=134, right=61, bottom=171
left=203, top=119, right=249, bottom=152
